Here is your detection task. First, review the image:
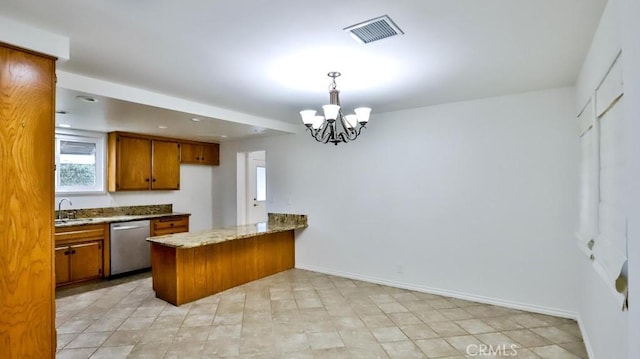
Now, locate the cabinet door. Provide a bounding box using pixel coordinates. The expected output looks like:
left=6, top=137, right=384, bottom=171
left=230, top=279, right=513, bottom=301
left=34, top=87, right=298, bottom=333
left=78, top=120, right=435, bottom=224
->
left=70, top=241, right=103, bottom=282
left=55, top=247, right=70, bottom=285
left=200, top=143, right=220, bottom=165
left=152, top=140, right=181, bottom=189
left=117, top=136, right=151, bottom=190
left=180, top=142, right=201, bottom=164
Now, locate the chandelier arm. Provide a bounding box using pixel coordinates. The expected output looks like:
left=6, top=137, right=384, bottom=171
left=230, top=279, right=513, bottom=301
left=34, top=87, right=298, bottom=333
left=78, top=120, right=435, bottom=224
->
left=318, top=122, right=333, bottom=144
left=337, top=114, right=359, bottom=142
left=311, top=128, right=328, bottom=144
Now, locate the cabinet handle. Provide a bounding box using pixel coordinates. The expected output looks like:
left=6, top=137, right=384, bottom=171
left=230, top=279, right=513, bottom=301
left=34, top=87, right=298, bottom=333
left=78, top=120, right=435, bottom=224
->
left=71, top=250, right=76, bottom=254
left=152, top=178, right=156, bottom=182
left=196, top=157, right=200, bottom=160
left=145, top=178, right=150, bottom=182
left=170, top=223, right=174, bottom=227
left=64, top=251, right=70, bottom=255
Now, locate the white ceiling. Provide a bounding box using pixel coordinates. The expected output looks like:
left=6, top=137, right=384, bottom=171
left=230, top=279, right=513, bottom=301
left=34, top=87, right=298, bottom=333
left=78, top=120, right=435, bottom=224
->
left=3, top=0, right=606, bottom=140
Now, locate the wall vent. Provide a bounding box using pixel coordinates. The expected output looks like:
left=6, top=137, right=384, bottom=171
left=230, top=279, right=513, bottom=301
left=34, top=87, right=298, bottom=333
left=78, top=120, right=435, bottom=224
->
left=344, top=15, right=404, bottom=44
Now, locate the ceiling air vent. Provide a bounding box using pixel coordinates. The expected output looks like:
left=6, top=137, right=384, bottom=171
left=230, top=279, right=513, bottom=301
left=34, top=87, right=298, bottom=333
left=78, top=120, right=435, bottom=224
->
left=344, top=15, right=404, bottom=44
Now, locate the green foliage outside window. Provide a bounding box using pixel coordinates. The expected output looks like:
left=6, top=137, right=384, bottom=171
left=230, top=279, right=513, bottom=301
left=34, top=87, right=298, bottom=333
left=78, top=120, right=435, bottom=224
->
left=59, top=163, right=96, bottom=186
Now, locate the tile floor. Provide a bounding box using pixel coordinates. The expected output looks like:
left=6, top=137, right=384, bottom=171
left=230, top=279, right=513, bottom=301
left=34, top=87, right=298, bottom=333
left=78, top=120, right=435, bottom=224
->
left=55, top=269, right=588, bottom=358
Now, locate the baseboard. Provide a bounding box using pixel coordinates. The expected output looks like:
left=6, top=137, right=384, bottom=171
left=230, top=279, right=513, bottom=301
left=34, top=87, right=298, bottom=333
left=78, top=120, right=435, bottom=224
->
left=295, top=263, right=579, bottom=320
left=575, top=314, right=595, bottom=359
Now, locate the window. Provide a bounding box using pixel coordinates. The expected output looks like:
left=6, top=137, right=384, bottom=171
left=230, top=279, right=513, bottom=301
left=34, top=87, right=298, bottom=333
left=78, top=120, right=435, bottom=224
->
left=55, top=130, right=106, bottom=193
left=256, top=166, right=266, bottom=201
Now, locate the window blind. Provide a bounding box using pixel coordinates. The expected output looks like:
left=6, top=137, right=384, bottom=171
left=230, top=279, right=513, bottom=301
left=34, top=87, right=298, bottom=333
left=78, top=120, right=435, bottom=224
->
left=593, top=53, right=627, bottom=309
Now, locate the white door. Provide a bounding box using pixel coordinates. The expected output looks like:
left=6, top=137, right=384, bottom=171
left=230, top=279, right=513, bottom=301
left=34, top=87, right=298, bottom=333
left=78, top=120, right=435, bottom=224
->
left=247, top=151, right=267, bottom=223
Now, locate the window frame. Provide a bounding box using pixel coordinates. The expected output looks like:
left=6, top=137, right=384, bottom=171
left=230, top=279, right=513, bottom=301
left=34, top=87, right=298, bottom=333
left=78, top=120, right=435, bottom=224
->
left=55, top=129, right=106, bottom=195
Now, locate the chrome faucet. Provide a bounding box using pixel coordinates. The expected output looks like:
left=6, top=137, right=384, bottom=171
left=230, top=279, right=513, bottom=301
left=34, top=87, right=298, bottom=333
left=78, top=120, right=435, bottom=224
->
left=57, top=198, right=72, bottom=220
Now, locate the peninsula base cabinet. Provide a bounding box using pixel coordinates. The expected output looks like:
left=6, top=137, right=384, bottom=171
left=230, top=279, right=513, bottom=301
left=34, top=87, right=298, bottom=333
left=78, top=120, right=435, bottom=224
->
left=151, top=230, right=294, bottom=306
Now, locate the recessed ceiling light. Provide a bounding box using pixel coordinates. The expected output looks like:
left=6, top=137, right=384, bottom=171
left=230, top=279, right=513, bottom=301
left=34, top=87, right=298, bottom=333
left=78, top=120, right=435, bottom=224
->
left=58, top=124, right=72, bottom=128
left=76, top=95, right=98, bottom=103
left=158, top=125, right=168, bottom=129
left=191, top=118, right=201, bottom=122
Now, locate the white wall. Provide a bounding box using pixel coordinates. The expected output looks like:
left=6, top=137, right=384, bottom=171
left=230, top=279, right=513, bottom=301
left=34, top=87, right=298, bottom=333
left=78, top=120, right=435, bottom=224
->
left=574, top=0, right=631, bottom=357
left=55, top=164, right=215, bottom=231
left=620, top=0, right=640, bottom=356
left=213, top=87, right=580, bottom=317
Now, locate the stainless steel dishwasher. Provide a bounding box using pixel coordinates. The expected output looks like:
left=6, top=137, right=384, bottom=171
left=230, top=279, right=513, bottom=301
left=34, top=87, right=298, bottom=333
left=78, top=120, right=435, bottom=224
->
left=110, top=220, right=151, bottom=275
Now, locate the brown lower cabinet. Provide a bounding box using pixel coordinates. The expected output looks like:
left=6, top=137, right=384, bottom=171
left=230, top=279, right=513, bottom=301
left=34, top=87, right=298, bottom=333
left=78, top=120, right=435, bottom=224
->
left=55, top=241, right=103, bottom=285
left=55, top=224, right=110, bottom=286
left=151, top=215, right=190, bottom=236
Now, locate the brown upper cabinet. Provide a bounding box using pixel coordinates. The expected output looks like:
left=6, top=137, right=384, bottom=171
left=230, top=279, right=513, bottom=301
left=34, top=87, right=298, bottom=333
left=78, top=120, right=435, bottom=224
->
left=181, top=142, right=220, bottom=166
left=108, top=132, right=181, bottom=191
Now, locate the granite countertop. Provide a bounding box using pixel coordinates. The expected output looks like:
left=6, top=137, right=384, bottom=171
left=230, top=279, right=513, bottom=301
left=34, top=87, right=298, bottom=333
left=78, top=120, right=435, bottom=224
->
left=54, top=212, right=191, bottom=228
left=147, top=213, right=308, bottom=249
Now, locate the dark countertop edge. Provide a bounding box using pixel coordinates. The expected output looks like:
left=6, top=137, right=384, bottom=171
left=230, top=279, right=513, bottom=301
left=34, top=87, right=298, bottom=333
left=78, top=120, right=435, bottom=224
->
left=54, top=212, right=191, bottom=228
left=147, top=223, right=308, bottom=249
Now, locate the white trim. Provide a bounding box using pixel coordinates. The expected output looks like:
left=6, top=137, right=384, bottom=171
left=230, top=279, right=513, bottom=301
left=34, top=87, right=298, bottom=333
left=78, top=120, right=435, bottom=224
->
left=55, top=129, right=106, bottom=194
left=0, top=16, right=70, bottom=60
left=236, top=152, right=247, bottom=225
left=577, top=97, right=594, bottom=137
left=295, top=263, right=579, bottom=319
left=576, top=314, right=596, bottom=359
left=575, top=231, right=594, bottom=258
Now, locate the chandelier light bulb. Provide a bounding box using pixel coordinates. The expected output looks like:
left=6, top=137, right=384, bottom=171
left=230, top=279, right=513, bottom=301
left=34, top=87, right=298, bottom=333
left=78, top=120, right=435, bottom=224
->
left=312, top=116, right=325, bottom=129
left=300, top=110, right=317, bottom=126
left=322, top=105, right=340, bottom=122
left=344, top=115, right=358, bottom=129
left=354, top=107, right=371, bottom=123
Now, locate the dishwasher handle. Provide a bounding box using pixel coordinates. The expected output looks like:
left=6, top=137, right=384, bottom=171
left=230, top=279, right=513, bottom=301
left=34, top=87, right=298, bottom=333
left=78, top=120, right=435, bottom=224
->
left=111, top=224, right=148, bottom=231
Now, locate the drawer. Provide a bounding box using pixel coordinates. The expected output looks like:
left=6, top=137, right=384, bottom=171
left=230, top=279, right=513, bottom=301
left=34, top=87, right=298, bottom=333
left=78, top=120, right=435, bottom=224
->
left=153, top=216, right=189, bottom=230
left=152, top=226, right=188, bottom=236
left=55, top=224, right=106, bottom=243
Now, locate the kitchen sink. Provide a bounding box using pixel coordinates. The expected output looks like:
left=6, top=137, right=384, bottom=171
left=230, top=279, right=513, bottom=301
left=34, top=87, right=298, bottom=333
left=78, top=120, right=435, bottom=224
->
left=55, top=218, right=94, bottom=224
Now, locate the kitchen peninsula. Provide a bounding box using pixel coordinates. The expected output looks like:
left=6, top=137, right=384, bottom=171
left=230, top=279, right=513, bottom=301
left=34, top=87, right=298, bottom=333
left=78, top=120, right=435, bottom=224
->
left=147, top=213, right=307, bottom=305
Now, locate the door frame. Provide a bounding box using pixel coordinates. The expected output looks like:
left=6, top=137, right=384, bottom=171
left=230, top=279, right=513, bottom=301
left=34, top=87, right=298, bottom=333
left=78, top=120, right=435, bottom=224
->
left=236, top=150, right=266, bottom=225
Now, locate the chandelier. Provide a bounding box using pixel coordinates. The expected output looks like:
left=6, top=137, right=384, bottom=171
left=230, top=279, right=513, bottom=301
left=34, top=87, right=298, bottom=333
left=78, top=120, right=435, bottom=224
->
left=299, top=72, right=371, bottom=145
